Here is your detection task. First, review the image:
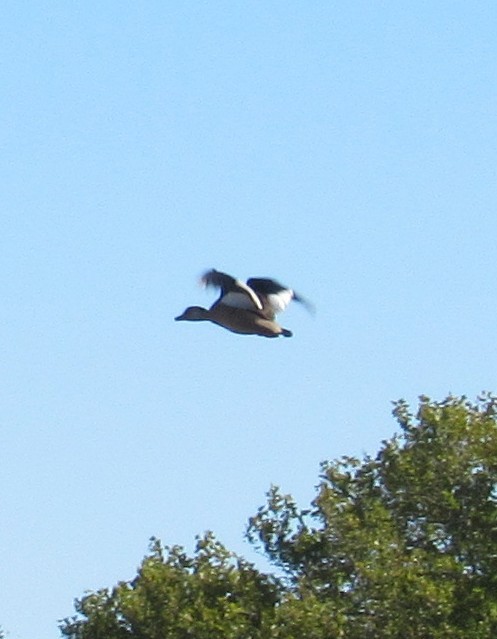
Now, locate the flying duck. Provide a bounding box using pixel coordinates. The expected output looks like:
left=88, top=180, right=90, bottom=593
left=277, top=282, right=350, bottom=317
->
left=175, top=269, right=312, bottom=338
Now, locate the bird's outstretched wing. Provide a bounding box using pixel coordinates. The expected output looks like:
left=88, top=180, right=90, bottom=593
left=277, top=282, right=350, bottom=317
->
left=247, top=277, right=314, bottom=318
left=202, top=269, right=263, bottom=311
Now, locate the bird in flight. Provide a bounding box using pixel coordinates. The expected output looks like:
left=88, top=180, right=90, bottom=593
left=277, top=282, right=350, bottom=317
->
left=175, top=269, right=312, bottom=338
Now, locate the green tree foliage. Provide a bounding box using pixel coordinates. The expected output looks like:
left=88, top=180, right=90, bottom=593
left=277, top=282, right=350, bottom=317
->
left=248, top=393, right=497, bottom=638
left=60, top=394, right=497, bottom=638
left=60, top=532, right=279, bottom=639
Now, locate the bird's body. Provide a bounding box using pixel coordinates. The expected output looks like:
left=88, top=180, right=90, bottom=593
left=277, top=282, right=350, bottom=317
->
left=175, top=269, right=311, bottom=338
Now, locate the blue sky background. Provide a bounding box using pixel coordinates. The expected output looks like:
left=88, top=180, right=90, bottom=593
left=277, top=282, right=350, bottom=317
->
left=2, top=2, right=497, bottom=638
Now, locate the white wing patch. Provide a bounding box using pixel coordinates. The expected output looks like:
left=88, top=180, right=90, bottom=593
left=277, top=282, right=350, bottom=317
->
left=220, top=290, right=262, bottom=310
left=266, top=289, right=293, bottom=314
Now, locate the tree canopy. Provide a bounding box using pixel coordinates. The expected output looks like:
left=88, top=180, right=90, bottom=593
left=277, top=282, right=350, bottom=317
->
left=60, top=394, right=497, bottom=638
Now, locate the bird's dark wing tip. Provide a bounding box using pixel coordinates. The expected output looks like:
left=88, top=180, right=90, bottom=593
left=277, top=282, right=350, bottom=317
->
left=293, top=292, right=315, bottom=315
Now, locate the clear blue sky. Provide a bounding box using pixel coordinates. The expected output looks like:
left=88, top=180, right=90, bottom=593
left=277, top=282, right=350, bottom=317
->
left=2, top=2, right=496, bottom=637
